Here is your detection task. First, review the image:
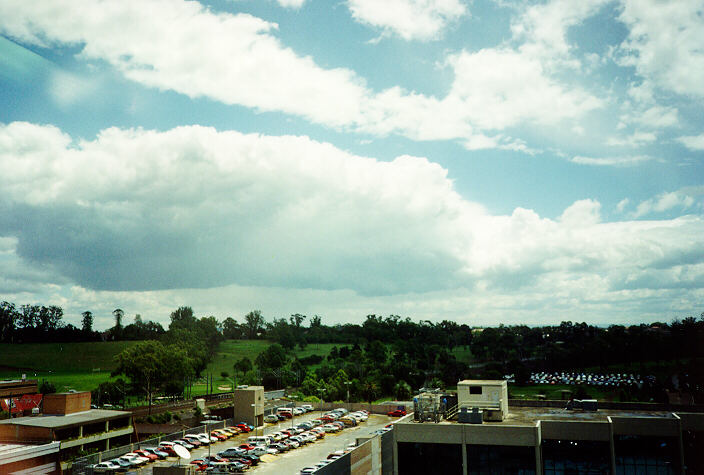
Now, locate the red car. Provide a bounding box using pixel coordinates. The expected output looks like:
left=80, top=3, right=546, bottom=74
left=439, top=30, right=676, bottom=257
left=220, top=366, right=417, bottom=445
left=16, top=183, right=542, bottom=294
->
left=235, top=423, right=252, bottom=433
left=133, top=449, right=158, bottom=462
left=388, top=409, right=407, bottom=417
left=157, top=443, right=178, bottom=456
left=238, top=444, right=256, bottom=451
left=279, top=411, right=293, bottom=419
left=190, top=459, right=208, bottom=471
left=210, top=431, right=227, bottom=441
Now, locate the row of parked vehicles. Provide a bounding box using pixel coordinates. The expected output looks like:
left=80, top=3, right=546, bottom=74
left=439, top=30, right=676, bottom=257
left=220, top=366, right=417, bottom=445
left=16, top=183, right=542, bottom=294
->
left=91, top=424, right=259, bottom=472
left=528, top=371, right=648, bottom=387
left=212, top=408, right=370, bottom=473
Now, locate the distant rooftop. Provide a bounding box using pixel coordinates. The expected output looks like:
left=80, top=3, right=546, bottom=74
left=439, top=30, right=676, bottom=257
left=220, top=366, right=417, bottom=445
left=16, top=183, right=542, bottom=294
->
left=0, top=409, right=130, bottom=429
left=441, top=405, right=676, bottom=427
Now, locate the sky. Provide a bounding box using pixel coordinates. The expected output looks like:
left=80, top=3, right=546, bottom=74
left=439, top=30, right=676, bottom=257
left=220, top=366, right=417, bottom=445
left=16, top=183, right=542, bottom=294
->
left=0, top=0, right=703, bottom=331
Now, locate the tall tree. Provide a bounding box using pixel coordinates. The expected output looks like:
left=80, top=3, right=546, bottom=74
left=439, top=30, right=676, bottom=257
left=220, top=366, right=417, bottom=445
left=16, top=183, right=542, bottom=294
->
left=113, top=308, right=124, bottom=332
left=244, top=310, right=265, bottom=339
left=113, top=340, right=192, bottom=414
left=81, top=311, right=94, bottom=333
left=0, top=301, right=16, bottom=343
left=169, top=306, right=197, bottom=331
left=223, top=317, right=243, bottom=339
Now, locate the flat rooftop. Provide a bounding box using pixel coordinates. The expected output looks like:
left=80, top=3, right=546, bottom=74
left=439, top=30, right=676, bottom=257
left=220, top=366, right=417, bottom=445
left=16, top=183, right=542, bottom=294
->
left=0, top=409, right=130, bottom=429
left=417, top=406, right=677, bottom=427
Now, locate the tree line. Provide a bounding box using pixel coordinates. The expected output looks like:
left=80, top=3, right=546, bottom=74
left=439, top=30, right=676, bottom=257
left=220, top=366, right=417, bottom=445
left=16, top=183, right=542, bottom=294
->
left=0, top=301, right=166, bottom=343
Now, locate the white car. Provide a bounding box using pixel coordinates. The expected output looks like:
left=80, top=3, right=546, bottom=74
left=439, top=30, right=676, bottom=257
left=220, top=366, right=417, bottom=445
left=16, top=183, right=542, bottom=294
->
left=93, top=461, right=121, bottom=472
left=293, top=407, right=305, bottom=415
left=196, top=432, right=218, bottom=443
left=184, top=434, right=207, bottom=445
left=251, top=445, right=278, bottom=456
left=264, top=414, right=280, bottom=423
left=301, top=404, right=314, bottom=412
left=118, top=454, right=147, bottom=467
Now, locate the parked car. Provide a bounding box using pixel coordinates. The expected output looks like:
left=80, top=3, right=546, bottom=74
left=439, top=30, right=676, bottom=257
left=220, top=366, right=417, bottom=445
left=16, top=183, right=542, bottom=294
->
left=92, top=461, right=123, bottom=472
left=235, top=423, right=252, bottom=433
left=133, top=449, right=158, bottom=461
left=387, top=409, right=407, bottom=417
left=110, top=458, right=133, bottom=470
left=157, top=442, right=178, bottom=456
left=173, top=439, right=195, bottom=450
left=182, top=435, right=202, bottom=447
left=241, top=453, right=260, bottom=465
left=141, top=447, right=169, bottom=459
left=301, top=404, right=314, bottom=412
left=284, top=439, right=300, bottom=449
left=270, top=442, right=290, bottom=452
left=238, top=443, right=257, bottom=451
left=219, top=447, right=247, bottom=458
left=210, top=431, right=228, bottom=441
left=117, top=455, right=145, bottom=468
left=264, top=414, right=280, bottom=423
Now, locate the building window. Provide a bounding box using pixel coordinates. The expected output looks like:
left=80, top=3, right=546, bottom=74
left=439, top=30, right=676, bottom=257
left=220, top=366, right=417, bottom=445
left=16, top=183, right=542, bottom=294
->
left=467, top=445, right=535, bottom=474
left=542, top=439, right=610, bottom=474
left=398, top=442, right=462, bottom=474
left=469, top=386, right=482, bottom=395
left=614, top=435, right=678, bottom=474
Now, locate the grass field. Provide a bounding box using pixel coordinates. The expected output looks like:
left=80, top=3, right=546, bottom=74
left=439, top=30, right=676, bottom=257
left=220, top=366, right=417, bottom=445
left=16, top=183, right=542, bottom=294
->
left=0, top=341, right=139, bottom=393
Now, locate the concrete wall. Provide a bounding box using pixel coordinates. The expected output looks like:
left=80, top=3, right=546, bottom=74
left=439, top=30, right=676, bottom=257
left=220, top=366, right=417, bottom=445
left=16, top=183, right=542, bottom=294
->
left=0, top=423, right=53, bottom=443
left=540, top=420, right=611, bottom=441
left=232, top=386, right=264, bottom=427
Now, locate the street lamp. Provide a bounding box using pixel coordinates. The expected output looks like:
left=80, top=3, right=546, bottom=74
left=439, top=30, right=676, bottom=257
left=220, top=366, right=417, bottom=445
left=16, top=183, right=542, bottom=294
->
left=317, top=388, right=325, bottom=416
left=344, top=381, right=352, bottom=410
left=290, top=396, right=297, bottom=431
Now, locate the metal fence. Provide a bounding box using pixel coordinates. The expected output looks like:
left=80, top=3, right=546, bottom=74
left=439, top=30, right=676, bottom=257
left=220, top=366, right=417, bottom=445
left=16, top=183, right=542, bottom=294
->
left=72, top=418, right=236, bottom=474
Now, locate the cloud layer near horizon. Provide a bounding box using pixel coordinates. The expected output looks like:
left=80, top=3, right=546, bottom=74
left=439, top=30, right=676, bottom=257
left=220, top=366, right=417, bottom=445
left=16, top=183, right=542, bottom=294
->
left=1, top=123, right=703, bottom=307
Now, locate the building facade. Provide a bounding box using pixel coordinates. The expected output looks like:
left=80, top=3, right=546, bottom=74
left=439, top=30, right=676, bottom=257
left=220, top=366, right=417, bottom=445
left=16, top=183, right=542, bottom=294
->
left=0, top=391, right=133, bottom=472
left=392, top=381, right=704, bottom=474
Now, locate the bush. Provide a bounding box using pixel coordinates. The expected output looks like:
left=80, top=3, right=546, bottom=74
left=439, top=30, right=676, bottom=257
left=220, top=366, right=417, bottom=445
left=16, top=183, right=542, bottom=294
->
left=39, top=381, right=56, bottom=394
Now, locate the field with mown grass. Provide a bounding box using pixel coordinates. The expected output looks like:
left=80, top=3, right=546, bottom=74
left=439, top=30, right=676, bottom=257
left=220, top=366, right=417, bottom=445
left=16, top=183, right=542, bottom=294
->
left=0, top=341, right=139, bottom=392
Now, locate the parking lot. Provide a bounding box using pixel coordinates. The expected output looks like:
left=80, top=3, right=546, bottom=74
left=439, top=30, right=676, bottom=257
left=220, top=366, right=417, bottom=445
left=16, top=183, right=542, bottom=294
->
left=134, top=409, right=395, bottom=474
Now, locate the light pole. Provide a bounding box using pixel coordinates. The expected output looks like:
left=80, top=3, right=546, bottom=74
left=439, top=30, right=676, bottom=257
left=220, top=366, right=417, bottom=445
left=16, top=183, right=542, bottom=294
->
left=317, top=388, right=325, bottom=417
left=290, top=396, right=297, bottom=431
left=344, top=381, right=352, bottom=410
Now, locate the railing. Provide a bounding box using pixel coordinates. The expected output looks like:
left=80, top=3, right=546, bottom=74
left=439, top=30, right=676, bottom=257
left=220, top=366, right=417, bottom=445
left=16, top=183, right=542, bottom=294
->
left=445, top=404, right=459, bottom=420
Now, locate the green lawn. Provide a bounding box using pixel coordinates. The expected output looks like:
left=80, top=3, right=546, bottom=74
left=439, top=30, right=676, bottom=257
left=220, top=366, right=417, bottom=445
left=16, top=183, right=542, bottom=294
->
left=0, top=341, right=139, bottom=393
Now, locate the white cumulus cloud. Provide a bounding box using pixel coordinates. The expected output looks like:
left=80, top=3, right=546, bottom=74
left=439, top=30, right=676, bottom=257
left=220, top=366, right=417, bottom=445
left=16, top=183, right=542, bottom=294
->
left=2, top=122, right=703, bottom=305
left=618, top=0, right=704, bottom=98
left=677, top=134, right=704, bottom=151
left=347, top=0, right=467, bottom=41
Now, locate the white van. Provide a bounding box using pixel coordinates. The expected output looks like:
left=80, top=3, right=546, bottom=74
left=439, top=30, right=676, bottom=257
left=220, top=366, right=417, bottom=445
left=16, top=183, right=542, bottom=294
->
left=277, top=407, right=293, bottom=414
left=247, top=435, right=273, bottom=446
